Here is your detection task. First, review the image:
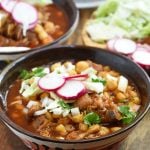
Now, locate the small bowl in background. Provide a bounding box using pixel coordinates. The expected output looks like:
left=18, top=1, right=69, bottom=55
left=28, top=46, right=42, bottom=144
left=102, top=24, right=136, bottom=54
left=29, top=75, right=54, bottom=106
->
left=0, top=0, right=79, bottom=61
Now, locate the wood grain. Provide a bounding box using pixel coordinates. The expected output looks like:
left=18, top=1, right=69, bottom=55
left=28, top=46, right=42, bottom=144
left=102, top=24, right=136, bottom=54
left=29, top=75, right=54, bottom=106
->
left=0, top=9, right=150, bottom=150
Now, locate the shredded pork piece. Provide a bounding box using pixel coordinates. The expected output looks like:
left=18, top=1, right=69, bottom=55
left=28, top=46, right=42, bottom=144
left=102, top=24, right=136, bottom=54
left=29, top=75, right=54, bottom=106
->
left=32, top=115, right=49, bottom=131
left=75, top=93, right=121, bottom=123
left=28, top=104, right=41, bottom=117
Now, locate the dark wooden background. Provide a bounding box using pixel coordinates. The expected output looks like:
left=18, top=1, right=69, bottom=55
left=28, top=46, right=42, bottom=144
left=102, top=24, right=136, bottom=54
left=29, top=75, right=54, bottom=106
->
left=0, top=9, right=150, bottom=150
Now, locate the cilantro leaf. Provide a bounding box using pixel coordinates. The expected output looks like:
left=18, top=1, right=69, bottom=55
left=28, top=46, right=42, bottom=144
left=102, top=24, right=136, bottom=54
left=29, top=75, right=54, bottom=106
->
left=119, top=99, right=128, bottom=103
left=19, top=67, right=46, bottom=80
left=119, top=105, right=130, bottom=114
left=92, top=78, right=106, bottom=85
left=32, top=67, right=46, bottom=77
left=58, top=100, right=72, bottom=110
left=122, top=112, right=136, bottom=124
left=19, top=69, right=33, bottom=80
left=118, top=105, right=136, bottom=124
left=84, top=112, right=101, bottom=126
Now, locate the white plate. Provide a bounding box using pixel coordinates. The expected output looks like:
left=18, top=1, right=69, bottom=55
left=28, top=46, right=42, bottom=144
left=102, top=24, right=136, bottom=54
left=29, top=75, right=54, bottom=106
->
left=75, top=0, right=104, bottom=9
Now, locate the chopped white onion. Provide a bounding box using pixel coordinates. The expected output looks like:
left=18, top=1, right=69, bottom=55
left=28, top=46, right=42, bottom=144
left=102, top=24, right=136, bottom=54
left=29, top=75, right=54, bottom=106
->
left=23, top=108, right=29, bottom=114
left=19, top=81, right=29, bottom=93
left=43, top=67, right=50, bottom=74
left=63, top=109, right=70, bottom=117
left=32, top=67, right=37, bottom=71
left=71, top=107, right=80, bottom=116
left=52, top=107, right=63, bottom=115
left=50, top=92, right=62, bottom=101
left=41, top=97, right=53, bottom=107
left=26, top=101, right=39, bottom=109
left=106, top=74, right=118, bottom=82
left=34, top=109, right=47, bottom=116
left=53, top=65, right=68, bottom=75
left=118, top=76, right=128, bottom=92
left=65, top=63, right=75, bottom=71
left=90, top=74, right=99, bottom=80
left=45, top=101, right=59, bottom=110
left=81, top=67, right=97, bottom=75
left=33, top=77, right=40, bottom=83
left=129, top=103, right=141, bottom=112
left=41, top=97, right=49, bottom=107
left=84, top=81, right=104, bottom=93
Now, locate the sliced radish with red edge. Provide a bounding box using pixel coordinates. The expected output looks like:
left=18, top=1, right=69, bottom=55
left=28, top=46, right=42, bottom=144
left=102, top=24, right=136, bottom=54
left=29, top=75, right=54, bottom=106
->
left=29, top=22, right=37, bottom=29
left=12, top=2, right=38, bottom=29
left=136, top=44, right=150, bottom=52
left=107, top=38, right=117, bottom=51
left=132, top=49, right=150, bottom=66
left=38, top=74, right=65, bottom=91
left=1, top=0, right=18, bottom=13
left=114, top=38, right=137, bottom=55
left=56, top=80, right=86, bottom=100
left=65, top=74, right=88, bottom=81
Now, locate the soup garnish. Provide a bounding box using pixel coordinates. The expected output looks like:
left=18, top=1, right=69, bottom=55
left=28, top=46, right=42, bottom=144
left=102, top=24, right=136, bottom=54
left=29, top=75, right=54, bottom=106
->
left=7, top=60, right=141, bottom=140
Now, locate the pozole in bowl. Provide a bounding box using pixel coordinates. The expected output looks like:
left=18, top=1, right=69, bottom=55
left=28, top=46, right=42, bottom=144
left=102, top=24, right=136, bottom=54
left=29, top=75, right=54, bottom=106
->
left=0, top=46, right=150, bottom=150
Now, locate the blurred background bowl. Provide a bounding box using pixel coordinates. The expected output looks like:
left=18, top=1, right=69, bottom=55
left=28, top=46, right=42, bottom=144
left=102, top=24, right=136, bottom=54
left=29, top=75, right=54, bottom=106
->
left=0, top=45, right=149, bottom=150
left=0, top=0, right=79, bottom=61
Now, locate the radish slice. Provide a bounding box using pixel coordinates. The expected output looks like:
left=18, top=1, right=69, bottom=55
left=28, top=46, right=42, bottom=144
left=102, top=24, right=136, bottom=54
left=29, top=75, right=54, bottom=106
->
left=1, top=0, right=18, bottom=13
left=114, top=38, right=137, bottom=54
left=136, top=46, right=148, bottom=52
left=132, top=49, right=150, bottom=66
left=136, top=44, right=150, bottom=52
left=12, top=2, right=38, bottom=35
left=56, top=80, right=86, bottom=100
left=65, top=74, right=88, bottom=81
left=29, top=22, right=37, bottom=29
left=38, top=74, right=65, bottom=91
left=107, top=38, right=117, bottom=51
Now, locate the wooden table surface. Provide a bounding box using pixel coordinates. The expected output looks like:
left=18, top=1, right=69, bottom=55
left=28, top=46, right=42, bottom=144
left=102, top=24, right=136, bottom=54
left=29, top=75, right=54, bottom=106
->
left=0, top=9, right=150, bottom=150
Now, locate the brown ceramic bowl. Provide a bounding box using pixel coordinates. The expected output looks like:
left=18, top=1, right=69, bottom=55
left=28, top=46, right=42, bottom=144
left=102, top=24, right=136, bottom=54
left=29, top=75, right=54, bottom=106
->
left=0, top=0, right=79, bottom=60
left=0, top=45, right=150, bottom=150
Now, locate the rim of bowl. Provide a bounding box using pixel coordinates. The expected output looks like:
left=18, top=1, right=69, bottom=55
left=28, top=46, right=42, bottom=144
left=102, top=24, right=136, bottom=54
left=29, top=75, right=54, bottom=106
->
left=0, top=0, right=79, bottom=55
left=0, top=45, right=150, bottom=144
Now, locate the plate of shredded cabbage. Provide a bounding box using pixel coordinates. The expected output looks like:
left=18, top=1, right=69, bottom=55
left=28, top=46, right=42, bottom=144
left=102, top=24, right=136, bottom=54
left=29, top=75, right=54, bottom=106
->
left=83, top=0, right=150, bottom=45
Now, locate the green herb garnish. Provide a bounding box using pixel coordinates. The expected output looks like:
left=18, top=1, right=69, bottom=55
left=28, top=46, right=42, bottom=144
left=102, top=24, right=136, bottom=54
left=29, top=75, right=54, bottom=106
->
left=19, top=67, right=46, bottom=80
left=32, top=67, right=46, bottom=76
left=84, top=112, right=101, bottom=126
left=119, top=99, right=128, bottom=103
left=57, top=71, right=61, bottom=74
left=118, top=105, right=136, bottom=124
left=58, top=100, right=72, bottom=110
left=92, top=78, right=106, bottom=85
left=19, top=69, right=32, bottom=80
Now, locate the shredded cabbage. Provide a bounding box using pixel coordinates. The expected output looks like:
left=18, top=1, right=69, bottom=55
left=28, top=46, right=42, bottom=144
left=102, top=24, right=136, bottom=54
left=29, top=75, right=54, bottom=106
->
left=20, top=77, right=42, bottom=98
left=86, top=0, right=150, bottom=42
